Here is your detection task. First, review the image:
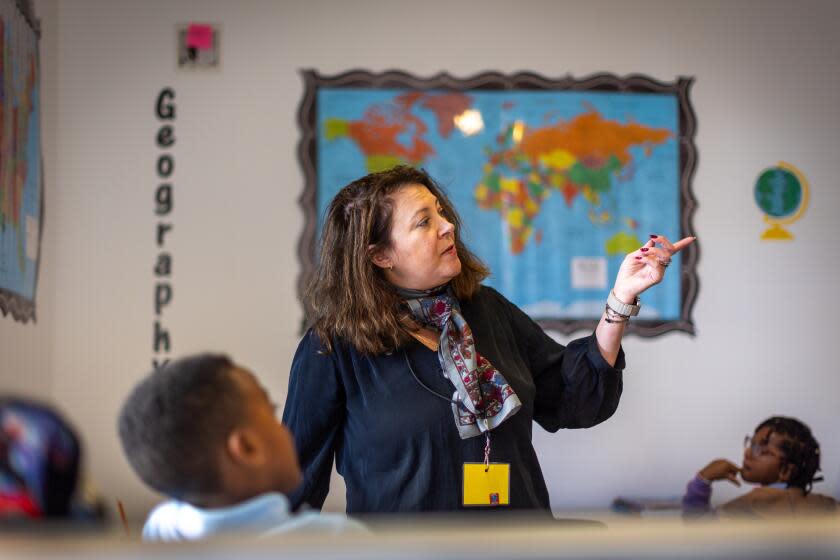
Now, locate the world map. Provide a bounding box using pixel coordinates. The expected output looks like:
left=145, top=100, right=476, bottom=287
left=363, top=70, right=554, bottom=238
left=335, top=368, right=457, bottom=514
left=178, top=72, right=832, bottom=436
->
left=317, top=88, right=681, bottom=321
left=0, top=13, right=41, bottom=313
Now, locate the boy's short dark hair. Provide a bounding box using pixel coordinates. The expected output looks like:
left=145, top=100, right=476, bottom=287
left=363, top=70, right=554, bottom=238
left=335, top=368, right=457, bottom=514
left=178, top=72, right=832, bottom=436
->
left=118, top=354, right=245, bottom=500
left=756, top=416, right=822, bottom=494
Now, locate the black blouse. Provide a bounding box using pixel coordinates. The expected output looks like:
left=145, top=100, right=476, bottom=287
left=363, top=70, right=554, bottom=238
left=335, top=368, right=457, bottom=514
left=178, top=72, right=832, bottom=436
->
left=282, top=286, right=625, bottom=514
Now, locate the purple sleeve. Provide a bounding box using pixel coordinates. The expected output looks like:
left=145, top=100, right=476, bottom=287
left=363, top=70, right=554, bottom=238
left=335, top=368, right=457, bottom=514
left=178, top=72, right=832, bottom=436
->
left=681, top=474, right=713, bottom=516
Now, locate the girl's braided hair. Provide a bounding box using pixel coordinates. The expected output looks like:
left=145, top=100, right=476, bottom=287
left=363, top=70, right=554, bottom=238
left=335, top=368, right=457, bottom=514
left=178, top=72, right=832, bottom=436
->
left=757, top=416, right=822, bottom=494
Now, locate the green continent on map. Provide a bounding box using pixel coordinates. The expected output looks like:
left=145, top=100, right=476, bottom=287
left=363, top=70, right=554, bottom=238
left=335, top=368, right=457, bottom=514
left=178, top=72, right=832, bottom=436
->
left=567, top=155, right=622, bottom=195
left=605, top=231, right=643, bottom=256
left=323, top=92, right=473, bottom=173
left=475, top=108, right=672, bottom=254
left=324, top=118, right=349, bottom=141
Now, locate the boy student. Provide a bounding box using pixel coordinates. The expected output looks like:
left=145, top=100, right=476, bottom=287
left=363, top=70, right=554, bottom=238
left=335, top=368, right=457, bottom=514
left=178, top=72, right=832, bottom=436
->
left=118, top=354, right=364, bottom=541
left=683, top=416, right=837, bottom=518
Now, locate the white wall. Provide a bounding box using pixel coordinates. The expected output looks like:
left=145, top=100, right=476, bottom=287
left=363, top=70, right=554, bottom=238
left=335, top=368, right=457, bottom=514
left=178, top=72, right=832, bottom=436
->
left=17, top=0, right=840, bottom=521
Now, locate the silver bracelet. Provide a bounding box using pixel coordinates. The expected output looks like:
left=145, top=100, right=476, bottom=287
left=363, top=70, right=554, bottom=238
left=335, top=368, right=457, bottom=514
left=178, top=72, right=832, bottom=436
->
left=604, top=304, right=629, bottom=324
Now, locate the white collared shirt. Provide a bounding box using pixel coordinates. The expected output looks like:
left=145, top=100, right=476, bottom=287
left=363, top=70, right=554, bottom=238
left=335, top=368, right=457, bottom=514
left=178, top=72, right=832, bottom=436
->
left=142, top=492, right=364, bottom=542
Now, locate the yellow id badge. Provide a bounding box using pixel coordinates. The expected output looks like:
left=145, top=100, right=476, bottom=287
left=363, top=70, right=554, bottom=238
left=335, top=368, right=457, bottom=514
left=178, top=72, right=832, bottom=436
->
left=463, top=463, right=510, bottom=506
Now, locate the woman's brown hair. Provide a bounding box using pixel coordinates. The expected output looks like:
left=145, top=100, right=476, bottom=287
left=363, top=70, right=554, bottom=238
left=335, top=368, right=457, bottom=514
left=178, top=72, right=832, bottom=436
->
left=306, top=166, right=489, bottom=354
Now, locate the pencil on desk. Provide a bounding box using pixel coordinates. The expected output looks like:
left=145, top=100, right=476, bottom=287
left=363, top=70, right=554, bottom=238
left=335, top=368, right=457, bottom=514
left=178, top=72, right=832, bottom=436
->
left=117, top=499, right=130, bottom=537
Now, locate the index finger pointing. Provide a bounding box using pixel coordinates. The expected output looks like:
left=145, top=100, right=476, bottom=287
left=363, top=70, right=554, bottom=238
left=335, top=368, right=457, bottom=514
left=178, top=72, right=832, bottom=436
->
left=650, top=234, right=675, bottom=252
left=671, top=236, right=696, bottom=253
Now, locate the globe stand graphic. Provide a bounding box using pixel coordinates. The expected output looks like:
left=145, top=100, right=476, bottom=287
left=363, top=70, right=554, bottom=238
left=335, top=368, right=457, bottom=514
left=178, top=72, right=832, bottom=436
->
left=754, top=161, right=809, bottom=241
left=761, top=222, right=794, bottom=241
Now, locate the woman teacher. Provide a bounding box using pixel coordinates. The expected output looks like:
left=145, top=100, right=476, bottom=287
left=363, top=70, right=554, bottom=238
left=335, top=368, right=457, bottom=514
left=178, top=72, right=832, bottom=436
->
left=283, top=166, right=693, bottom=513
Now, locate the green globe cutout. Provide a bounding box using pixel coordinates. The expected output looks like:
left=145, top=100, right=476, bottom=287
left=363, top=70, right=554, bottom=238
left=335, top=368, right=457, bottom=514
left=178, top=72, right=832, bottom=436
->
left=754, top=163, right=808, bottom=240
left=754, top=167, right=802, bottom=218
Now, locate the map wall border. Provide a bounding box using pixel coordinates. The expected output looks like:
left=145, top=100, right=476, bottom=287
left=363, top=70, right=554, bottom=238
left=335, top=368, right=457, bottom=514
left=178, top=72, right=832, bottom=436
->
left=296, top=69, right=699, bottom=337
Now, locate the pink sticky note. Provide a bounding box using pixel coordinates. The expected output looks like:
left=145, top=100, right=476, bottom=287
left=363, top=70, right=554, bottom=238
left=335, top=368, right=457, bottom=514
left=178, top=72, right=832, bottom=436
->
left=186, top=24, right=213, bottom=50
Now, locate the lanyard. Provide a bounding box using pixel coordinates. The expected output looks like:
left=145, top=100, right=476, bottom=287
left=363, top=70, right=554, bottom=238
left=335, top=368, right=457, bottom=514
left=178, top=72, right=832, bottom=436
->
left=403, top=350, right=492, bottom=471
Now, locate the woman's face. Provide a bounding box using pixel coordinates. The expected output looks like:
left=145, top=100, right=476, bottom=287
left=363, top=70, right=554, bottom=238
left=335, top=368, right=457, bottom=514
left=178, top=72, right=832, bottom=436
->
left=374, top=184, right=462, bottom=290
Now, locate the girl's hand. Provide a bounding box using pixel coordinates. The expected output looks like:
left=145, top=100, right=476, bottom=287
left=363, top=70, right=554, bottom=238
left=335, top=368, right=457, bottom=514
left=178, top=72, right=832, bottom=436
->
left=612, top=235, right=696, bottom=303
left=699, top=459, right=742, bottom=486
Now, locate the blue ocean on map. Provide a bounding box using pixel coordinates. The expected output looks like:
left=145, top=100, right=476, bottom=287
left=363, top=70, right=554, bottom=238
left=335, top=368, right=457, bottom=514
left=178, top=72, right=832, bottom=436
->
left=316, top=88, right=681, bottom=322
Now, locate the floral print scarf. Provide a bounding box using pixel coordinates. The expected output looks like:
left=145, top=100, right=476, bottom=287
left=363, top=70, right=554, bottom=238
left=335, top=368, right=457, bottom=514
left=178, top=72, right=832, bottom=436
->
left=399, top=285, right=521, bottom=439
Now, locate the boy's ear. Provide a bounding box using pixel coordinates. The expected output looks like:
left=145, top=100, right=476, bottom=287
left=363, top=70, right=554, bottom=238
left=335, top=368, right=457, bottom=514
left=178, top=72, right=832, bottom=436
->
left=369, top=244, right=392, bottom=270
left=226, top=428, right=266, bottom=467
left=779, top=462, right=795, bottom=483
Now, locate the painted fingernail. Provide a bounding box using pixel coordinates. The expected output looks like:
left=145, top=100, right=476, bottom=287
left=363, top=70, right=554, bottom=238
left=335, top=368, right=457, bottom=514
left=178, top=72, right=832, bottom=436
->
left=650, top=234, right=658, bottom=239
left=640, top=247, right=649, bottom=252
left=635, top=256, right=643, bottom=260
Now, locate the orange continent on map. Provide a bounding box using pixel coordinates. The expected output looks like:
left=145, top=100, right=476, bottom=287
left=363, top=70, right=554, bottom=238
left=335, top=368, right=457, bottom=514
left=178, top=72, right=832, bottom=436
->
left=475, top=107, right=672, bottom=255
left=323, top=102, right=434, bottom=172
left=322, top=92, right=475, bottom=173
